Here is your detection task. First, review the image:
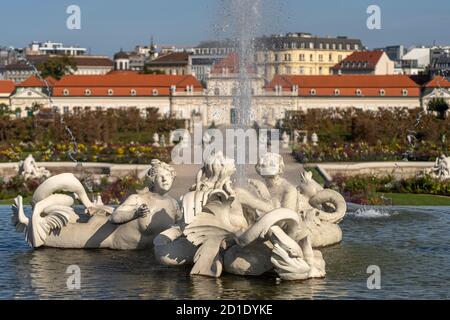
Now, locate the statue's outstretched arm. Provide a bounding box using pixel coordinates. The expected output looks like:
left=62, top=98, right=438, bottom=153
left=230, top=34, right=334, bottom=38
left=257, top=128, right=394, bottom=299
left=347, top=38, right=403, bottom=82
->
left=109, top=195, right=149, bottom=224
left=235, top=188, right=274, bottom=213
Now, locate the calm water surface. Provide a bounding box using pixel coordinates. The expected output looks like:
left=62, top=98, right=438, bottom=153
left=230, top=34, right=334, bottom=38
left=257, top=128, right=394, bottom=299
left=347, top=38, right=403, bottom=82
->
left=0, top=204, right=449, bottom=299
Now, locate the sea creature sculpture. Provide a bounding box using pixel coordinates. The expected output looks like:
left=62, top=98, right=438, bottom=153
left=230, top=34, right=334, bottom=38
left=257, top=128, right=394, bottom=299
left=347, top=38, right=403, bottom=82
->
left=11, top=160, right=179, bottom=250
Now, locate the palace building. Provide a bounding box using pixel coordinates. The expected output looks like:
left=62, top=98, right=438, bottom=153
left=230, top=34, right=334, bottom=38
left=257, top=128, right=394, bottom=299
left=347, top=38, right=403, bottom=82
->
left=6, top=71, right=426, bottom=127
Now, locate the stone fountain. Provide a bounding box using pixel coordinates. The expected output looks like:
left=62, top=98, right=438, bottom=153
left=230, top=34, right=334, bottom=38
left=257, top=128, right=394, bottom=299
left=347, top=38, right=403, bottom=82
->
left=11, top=152, right=346, bottom=281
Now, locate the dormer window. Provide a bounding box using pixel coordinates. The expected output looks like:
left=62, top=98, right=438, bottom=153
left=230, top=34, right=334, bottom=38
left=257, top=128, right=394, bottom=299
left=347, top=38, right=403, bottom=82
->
left=275, top=85, right=282, bottom=94
left=130, top=89, right=137, bottom=96
left=108, top=89, right=114, bottom=96
left=63, top=89, right=70, bottom=96
left=85, top=89, right=91, bottom=96
left=356, top=89, right=362, bottom=96
left=153, top=89, right=159, bottom=96
left=380, top=89, right=386, bottom=96
left=402, top=89, right=408, bottom=96
left=310, top=89, right=317, bottom=96
left=292, top=85, right=299, bottom=93
left=186, top=85, right=194, bottom=93
left=334, top=89, right=340, bottom=96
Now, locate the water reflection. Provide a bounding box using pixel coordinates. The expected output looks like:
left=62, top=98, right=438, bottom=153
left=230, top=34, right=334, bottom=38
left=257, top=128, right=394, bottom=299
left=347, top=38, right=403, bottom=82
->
left=1, top=205, right=449, bottom=299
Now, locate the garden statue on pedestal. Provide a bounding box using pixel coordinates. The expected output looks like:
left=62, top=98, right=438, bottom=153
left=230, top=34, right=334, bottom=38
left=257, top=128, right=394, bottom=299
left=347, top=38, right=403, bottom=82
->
left=426, top=154, right=450, bottom=180
left=281, top=131, right=290, bottom=149
left=11, top=160, right=179, bottom=249
left=152, top=133, right=160, bottom=147
left=17, top=154, right=51, bottom=180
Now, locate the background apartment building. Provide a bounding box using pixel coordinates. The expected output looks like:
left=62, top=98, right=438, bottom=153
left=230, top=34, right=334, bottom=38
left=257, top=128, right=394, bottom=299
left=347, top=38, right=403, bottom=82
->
left=255, top=32, right=363, bottom=81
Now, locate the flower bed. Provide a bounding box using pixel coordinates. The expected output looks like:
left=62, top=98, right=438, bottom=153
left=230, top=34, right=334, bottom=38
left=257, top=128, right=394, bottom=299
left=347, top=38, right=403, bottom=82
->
left=330, top=174, right=450, bottom=205
left=0, top=143, right=173, bottom=164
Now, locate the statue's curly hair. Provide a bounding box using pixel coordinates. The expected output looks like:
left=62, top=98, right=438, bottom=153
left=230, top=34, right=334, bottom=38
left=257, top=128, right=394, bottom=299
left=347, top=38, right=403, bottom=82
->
left=255, top=153, right=285, bottom=176
left=146, top=159, right=176, bottom=190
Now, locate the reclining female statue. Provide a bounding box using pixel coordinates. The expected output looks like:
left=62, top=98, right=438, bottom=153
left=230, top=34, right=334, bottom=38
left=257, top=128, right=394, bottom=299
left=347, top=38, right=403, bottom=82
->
left=11, top=159, right=179, bottom=250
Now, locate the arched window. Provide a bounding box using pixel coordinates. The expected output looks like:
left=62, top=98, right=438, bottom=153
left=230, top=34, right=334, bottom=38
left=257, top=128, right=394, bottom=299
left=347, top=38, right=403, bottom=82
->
left=108, top=89, right=114, bottom=96
left=402, top=89, right=408, bottom=96
left=356, top=89, right=362, bottom=96
left=63, top=89, right=70, bottom=96
left=130, top=89, right=137, bottom=96
left=310, top=89, right=317, bottom=96
left=153, top=89, right=159, bottom=96
left=379, top=89, right=386, bottom=96
left=334, top=89, right=340, bottom=96
left=85, top=89, right=91, bottom=96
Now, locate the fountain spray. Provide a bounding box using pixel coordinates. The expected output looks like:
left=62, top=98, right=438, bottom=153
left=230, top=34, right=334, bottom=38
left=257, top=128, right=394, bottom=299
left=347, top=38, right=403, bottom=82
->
left=219, top=0, right=263, bottom=185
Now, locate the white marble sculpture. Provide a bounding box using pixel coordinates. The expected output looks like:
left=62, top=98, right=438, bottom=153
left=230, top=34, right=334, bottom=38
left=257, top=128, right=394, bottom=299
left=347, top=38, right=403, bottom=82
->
left=11, top=152, right=347, bottom=281
left=153, top=151, right=346, bottom=280
left=152, top=133, right=160, bottom=147
left=311, top=133, right=319, bottom=146
left=236, top=153, right=346, bottom=248
left=426, top=154, right=450, bottom=180
left=11, top=160, right=179, bottom=249
left=281, top=131, right=290, bottom=149
left=17, top=154, right=51, bottom=180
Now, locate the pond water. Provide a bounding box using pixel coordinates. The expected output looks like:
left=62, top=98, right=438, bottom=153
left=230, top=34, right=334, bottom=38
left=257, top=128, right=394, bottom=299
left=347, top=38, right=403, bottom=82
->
left=0, top=204, right=449, bottom=300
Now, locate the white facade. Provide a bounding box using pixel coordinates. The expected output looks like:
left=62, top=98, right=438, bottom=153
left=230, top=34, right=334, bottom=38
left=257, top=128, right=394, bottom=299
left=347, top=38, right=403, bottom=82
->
left=374, top=53, right=395, bottom=75
left=27, top=41, right=87, bottom=56
left=402, top=48, right=431, bottom=68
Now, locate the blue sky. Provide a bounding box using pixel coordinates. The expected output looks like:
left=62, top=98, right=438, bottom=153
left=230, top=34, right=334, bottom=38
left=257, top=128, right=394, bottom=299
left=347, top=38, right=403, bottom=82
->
left=1, top=0, right=449, bottom=56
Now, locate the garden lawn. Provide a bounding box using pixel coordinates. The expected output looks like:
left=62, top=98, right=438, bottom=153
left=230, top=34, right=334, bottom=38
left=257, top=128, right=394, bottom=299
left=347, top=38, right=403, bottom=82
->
left=0, top=197, right=31, bottom=206
left=378, top=193, right=450, bottom=206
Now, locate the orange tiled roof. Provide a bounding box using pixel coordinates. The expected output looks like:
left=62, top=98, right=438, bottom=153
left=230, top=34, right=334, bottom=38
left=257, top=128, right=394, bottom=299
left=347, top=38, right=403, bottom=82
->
left=0, top=80, right=15, bottom=95
left=332, top=50, right=385, bottom=71
left=52, top=74, right=203, bottom=97
left=17, top=75, right=56, bottom=87
left=211, top=53, right=255, bottom=75
left=425, top=76, right=450, bottom=88
left=266, top=75, right=420, bottom=97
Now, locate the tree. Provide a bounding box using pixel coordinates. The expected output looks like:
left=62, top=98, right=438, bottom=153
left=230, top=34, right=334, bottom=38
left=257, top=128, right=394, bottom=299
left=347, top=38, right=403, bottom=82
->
left=141, top=66, right=165, bottom=75
left=427, top=97, right=449, bottom=119
left=0, top=103, right=12, bottom=117
left=37, top=56, right=78, bottom=80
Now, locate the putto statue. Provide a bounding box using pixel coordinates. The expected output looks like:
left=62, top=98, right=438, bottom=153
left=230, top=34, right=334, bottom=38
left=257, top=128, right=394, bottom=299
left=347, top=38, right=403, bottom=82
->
left=16, top=154, right=51, bottom=180
left=11, top=153, right=347, bottom=281
left=154, top=152, right=346, bottom=280
left=12, top=160, right=179, bottom=249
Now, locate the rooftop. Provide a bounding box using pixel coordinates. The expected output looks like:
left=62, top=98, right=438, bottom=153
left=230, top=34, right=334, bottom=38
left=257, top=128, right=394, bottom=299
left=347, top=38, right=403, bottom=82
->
left=425, top=76, right=450, bottom=88
left=52, top=73, right=202, bottom=97
left=17, top=75, right=57, bottom=87
left=332, top=51, right=385, bottom=71
left=0, top=80, right=15, bottom=95
left=147, top=52, right=190, bottom=66
left=266, top=75, right=420, bottom=97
